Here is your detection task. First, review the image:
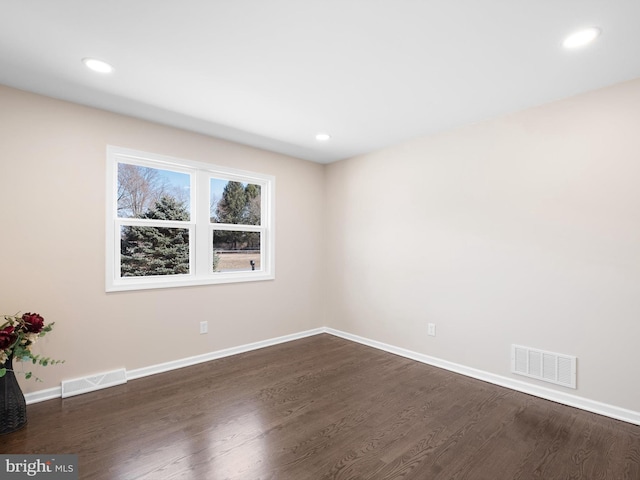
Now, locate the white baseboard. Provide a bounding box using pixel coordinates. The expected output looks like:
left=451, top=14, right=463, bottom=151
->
left=24, top=387, right=61, bottom=405
left=24, top=326, right=640, bottom=426
left=325, top=327, right=640, bottom=426
left=126, top=327, right=325, bottom=381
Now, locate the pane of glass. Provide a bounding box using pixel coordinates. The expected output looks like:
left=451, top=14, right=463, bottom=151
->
left=212, top=231, right=261, bottom=272
left=210, top=178, right=261, bottom=225
left=118, top=163, right=191, bottom=220
left=120, top=226, right=190, bottom=277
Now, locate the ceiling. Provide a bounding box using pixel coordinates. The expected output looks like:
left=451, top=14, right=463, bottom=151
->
left=1, top=1, right=639, bottom=164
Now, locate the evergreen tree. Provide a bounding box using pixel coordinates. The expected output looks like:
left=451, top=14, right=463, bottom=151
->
left=121, top=196, right=190, bottom=277
left=214, top=182, right=261, bottom=225
left=216, top=181, right=247, bottom=224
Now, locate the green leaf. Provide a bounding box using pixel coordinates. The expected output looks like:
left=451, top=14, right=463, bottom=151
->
left=0, top=367, right=6, bottom=377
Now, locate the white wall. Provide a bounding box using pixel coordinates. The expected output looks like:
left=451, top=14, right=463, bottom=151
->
left=325, top=78, right=640, bottom=412
left=0, top=85, right=326, bottom=394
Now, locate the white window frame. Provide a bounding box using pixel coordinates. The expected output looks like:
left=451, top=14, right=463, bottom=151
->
left=106, top=146, right=275, bottom=292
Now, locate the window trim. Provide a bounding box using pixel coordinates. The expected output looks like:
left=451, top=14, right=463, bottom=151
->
left=106, top=146, right=275, bottom=292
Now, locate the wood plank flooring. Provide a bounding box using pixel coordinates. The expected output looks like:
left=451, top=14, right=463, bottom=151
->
left=2, top=334, right=639, bottom=479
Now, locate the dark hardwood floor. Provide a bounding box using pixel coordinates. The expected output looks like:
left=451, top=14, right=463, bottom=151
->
left=3, top=334, right=639, bottom=479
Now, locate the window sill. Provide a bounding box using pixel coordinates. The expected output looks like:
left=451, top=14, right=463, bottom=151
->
left=106, top=272, right=275, bottom=292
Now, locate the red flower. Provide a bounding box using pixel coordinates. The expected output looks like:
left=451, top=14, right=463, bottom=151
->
left=0, top=326, right=15, bottom=349
left=22, top=312, right=45, bottom=334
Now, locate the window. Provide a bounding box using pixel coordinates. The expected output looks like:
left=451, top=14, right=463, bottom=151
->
left=106, top=146, right=274, bottom=291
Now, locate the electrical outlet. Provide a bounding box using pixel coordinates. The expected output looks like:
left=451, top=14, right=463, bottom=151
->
left=200, top=321, right=208, bottom=334
left=427, top=323, right=436, bottom=337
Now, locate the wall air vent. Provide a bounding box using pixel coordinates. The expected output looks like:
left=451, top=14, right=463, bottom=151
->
left=61, top=368, right=127, bottom=398
left=511, top=345, right=576, bottom=389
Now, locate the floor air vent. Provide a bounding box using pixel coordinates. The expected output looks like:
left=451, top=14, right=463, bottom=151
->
left=61, top=368, right=127, bottom=398
left=511, top=345, right=576, bottom=389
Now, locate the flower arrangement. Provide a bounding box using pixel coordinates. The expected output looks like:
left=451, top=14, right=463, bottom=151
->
left=0, top=312, right=63, bottom=380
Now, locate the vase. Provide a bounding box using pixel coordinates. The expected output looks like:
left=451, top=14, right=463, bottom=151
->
left=1, top=355, right=27, bottom=434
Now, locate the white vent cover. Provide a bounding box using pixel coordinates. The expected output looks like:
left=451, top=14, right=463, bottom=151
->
left=61, top=368, right=127, bottom=398
left=511, top=345, right=576, bottom=389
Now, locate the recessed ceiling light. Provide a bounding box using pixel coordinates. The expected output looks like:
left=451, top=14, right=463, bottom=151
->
left=315, top=133, right=331, bottom=142
left=563, top=27, right=601, bottom=49
left=82, top=57, right=114, bottom=74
